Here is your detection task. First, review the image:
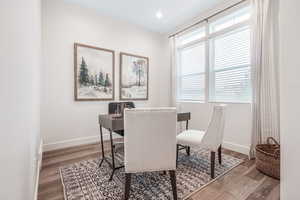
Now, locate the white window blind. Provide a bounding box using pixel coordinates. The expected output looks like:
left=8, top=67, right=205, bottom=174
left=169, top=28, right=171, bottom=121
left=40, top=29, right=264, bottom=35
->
left=210, top=26, right=251, bottom=103
left=178, top=43, right=206, bottom=101
left=175, top=4, right=251, bottom=103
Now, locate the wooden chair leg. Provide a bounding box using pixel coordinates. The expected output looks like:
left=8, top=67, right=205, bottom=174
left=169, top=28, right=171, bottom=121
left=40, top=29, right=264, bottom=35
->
left=124, top=173, right=131, bottom=200
left=176, top=144, right=179, bottom=168
left=169, top=170, right=177, bottom=200
left=218, top=145, right=222, bottom=165
left=186, top=146, right=190, bottom=156
left=210, top=151, right=215, bottom=179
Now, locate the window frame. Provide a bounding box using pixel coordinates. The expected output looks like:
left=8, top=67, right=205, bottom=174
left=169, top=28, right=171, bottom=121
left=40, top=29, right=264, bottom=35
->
left=175, top=4, right=251, bottom=104
left=208, top=22, right=251, bottom=103
left=177, top=41, right=206, bottom=102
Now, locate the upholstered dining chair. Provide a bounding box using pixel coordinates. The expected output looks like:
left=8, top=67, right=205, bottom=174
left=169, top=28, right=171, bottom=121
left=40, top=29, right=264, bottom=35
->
left=124, top=108, right=178, bottom=200
left=176, top=104, right=227, bottom=179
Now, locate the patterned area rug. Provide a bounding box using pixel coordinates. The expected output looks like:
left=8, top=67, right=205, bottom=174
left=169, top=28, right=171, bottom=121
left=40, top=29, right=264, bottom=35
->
left=60, top=148, right=243, bottom=200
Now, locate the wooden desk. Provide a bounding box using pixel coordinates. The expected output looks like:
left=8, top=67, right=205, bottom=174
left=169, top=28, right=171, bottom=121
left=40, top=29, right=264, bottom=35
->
left=98, top=112, right=191, bottom=181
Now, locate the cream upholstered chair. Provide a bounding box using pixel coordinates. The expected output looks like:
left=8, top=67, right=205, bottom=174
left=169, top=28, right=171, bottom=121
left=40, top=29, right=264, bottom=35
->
left=176, top=105, right=227, bottom=179
left=124, top=108, right=177, bottom=200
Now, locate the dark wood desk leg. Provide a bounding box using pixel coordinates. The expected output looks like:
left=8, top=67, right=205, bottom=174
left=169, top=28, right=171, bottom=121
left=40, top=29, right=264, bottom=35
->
left=218, top=145, right=222, bottom=165
left=109, top=129, right=115, bottom=181
left=186, top=120, right=189, bottom=130
left=98, top=124, right=105, bottom=168
left=211, top=151, right=215, bottom=179
left=186, top=146, right=190, bottom=156
left=185, top=120, right=190, bottom=156
left=176, top=144, right=179, bottom=168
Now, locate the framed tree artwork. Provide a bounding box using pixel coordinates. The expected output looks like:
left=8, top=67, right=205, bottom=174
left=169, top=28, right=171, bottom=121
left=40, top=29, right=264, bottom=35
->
left=74, top=43, right=115, bottom=101
left=120, top=52, right=149, bottom=100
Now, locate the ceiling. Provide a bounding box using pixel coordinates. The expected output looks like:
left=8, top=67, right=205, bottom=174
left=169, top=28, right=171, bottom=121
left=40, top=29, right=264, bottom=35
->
left=65, top=0, right=227, bottom=34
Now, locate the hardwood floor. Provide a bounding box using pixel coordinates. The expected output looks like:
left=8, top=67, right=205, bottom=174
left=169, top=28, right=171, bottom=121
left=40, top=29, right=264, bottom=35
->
left=38, top=140, right=280, bottom=200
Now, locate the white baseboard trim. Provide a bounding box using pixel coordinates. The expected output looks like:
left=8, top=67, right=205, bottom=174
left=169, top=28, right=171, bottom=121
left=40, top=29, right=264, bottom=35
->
left=43, top=135, right=249, bottom=155
left=43, top=136, right=101, bottom=152
left=34, top=139, right=43, bottom=200
left=43, top=134, right=122, bottom=152
left=223, top=141, right=250, bottom=155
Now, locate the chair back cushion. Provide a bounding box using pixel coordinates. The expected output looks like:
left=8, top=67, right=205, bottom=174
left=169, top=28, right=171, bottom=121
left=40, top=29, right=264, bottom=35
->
left=124, top=108, right=177, bottom=173
left=202, top=105, right=227, bottom=151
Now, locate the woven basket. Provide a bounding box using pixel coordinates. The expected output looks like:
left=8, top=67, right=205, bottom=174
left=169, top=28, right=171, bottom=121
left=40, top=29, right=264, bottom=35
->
left=255, top=137, right=280, bottom=179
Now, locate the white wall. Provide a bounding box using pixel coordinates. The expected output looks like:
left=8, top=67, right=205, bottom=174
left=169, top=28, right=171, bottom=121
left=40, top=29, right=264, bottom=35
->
left=279, top=0, right=300, bottom=199
left=172, top=0, right=252, bottom=155
left=41, top=0, right=170, bottom=150
left=179, top=103, right=251, bottom=154
left=0, top=0, right=41, bottom=199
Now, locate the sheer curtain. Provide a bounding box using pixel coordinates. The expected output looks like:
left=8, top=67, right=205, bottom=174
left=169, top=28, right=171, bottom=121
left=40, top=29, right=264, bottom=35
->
left=170, top=36, right=183, bottom=133
left=250, top=0, right=280, bottom=158
left=170, top=36, right=177, bottom=107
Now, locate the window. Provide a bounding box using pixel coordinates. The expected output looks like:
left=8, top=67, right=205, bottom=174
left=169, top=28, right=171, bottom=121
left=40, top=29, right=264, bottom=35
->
left=176, top=5, right=251, bottom=103
left=177, top=42, right=206, bottom=101
left=177, top=27, right=206, bottom=46
left=209, top=6, right=251, bottom=33
left=209, top=26, right=251, bottom=102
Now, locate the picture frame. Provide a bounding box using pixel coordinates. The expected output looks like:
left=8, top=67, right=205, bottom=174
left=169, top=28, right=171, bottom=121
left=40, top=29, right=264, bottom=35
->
left=119, top=52, right=149, bottom=100
left=74, top=43, right=115, bottom=101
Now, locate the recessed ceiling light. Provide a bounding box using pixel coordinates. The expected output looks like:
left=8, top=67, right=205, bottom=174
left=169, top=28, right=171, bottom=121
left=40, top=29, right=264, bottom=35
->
left=156, top=11, right=163, bottom=19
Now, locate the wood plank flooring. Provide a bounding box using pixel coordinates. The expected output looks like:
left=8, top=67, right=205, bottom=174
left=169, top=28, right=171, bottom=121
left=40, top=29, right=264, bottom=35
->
left=38, top=140, right=280, bottom=200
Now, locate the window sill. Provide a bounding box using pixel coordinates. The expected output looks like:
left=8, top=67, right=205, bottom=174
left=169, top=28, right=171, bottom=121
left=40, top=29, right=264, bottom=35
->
left=176, top=100, right=251, bottom=105
left=176, top=100, right=206, bottom=104
left=208, top=101, right=251, bottom=105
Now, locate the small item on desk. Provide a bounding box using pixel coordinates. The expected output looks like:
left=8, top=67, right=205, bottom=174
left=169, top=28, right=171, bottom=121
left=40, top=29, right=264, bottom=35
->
left=111, top=104, right=122, bottom=118
left=111, top=114, right=122, bottom=118
left=110, top=103, right=133, bottom=118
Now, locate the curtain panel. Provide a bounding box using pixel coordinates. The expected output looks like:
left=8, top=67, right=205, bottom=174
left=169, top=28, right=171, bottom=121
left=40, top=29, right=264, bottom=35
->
left=170, top=36, right=184, bottom=133
left=250, top=0, right=280, bottom=158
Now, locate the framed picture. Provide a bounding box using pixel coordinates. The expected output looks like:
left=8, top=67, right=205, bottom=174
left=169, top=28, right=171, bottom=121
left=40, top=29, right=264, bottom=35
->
left=74, top=43, right=115, bottom=101
left=120, top=52, right=149, bottom=100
